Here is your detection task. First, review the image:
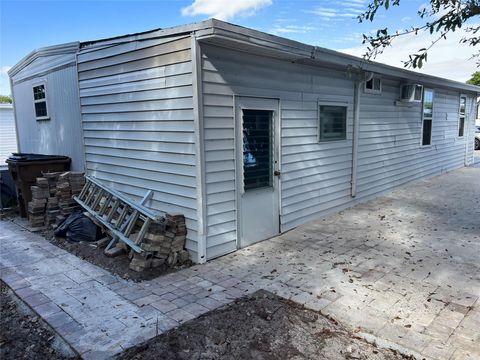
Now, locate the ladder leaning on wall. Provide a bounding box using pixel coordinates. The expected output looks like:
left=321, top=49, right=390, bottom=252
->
left=74, top=175, right=162, bottom=253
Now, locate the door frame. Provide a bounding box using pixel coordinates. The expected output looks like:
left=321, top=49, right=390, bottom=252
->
left=234, top=95, right=282, bottom=249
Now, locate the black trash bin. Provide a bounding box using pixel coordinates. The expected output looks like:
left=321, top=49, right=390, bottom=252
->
left=6, top=153, right=71, bottom=217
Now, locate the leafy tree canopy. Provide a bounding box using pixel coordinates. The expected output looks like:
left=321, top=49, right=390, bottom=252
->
left=359, top=0, right=480, bottom=68
left=0, top=95, right=12, bottom=104
left=466, top=70, right=480, bottom=84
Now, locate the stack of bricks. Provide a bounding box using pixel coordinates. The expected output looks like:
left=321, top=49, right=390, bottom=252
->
left=27, top=172, right=85, bottom=227
left=43, top=172, right=62, bottom=197
left=129, top=213, right=189, bottom=272
left=27, top=178, right=50, bottom=227
left=69, top=172, right=85, bottom=195
left=56, top=173, right=82, bottom=216
left=45, top=197, right=60, bottom=226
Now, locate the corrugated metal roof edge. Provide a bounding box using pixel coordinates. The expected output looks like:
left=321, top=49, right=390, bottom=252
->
left=9, top=19, right=479, bottom=94
left=78, top=18, right=479, bottom=93
left=8, top=42, right=80, bottom=78
left=203, top=20, right=480, bottom=94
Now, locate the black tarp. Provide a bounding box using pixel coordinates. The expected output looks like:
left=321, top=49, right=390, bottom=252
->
left=54, top=213, right=102, bottom=242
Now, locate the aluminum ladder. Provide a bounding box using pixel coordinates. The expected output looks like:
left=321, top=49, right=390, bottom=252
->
left=74, top=176, right=162, bottom=253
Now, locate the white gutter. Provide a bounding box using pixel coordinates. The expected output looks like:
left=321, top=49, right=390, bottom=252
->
left=351, top=79, right=364, bottom=197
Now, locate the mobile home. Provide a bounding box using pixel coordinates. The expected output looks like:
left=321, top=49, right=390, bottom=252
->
left=8, top=42, right=85, bottom=171
left=11, top=19, right=479, bottom=263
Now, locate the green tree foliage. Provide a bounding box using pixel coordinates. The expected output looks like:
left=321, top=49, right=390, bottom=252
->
left=359, top=0, right=480, bottom=68
left=466, top=71, right=480, bottom=84
left=0, top=95, right=12, bottom=104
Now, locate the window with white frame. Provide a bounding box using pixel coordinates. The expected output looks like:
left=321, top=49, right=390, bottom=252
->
left=421, top=89, right=434, bottom=146
left=458, top=96, right=466, bottom=137
left=33, top=84, right=48, bottom=120
left=318, top=103, right=347, bottom=142
left=364, top=75, right=382, bottom=94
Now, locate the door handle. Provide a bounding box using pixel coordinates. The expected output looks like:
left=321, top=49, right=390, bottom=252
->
left=274, top=170, right=281, bottom=177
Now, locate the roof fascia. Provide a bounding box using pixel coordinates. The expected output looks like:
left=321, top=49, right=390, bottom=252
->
left=8, top=42, right=79, bottom=78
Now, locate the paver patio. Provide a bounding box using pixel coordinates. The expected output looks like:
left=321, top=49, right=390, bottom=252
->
left=1, top=166, right=479, bottom=359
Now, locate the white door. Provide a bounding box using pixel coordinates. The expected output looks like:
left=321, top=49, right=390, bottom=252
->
left=235, top=97, right=280, bottom=248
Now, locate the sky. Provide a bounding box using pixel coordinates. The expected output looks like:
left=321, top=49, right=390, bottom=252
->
left=0, top=0, right=478, bottom=95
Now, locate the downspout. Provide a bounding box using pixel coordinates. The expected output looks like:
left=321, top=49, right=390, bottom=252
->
left=75, top=47, right=88, bottom=173
left=191, top=33, right=207, bottom=264
left=351, top=78, right=363, bottom=197
left=9, top=76, right=21, bottom=154
left=465, top=96, right=476, bottom=166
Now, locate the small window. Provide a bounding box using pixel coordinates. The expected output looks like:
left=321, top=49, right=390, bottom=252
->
left=319, top=105, right=347, bottom=142
left=242, top=109, right=273, bottom=191
left=33, top=84, right=49, bottom=120
left=458, top=96, right=466, bottom=137
left=401, top=84, right=423, bottom=102
left=421, top=89, right=434, bottom=146
left=365, top=75, right=382, bottom=94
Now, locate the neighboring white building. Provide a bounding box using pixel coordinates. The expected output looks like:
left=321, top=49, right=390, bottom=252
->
left=10, top=20, right=480, bottom=262
left=8, top=42, right=85, bottom=171
left=0, top=103, right=17, bottom=169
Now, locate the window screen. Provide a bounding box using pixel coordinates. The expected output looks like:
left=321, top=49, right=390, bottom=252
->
left=422, top=89, right=433, bottom=146
left=242, top=109, right=273, bottom=191
left=33, top=85, right=46, bottom=100
left=319, top=105, right=347, bottom=142
left=34, top=102, right=47, bottom=117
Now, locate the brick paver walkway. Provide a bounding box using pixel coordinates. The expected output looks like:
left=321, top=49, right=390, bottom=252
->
left=1, top=166, right=479, bottom=359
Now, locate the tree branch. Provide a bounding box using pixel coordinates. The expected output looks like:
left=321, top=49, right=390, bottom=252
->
left=359, top=0, right=480, bottom=68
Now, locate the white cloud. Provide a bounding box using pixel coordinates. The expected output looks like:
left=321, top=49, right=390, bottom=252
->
left=309, top=10, right=336, bottom=17
left=343, top=7, right=364, bottom=14
left=271, top=25, right=317, bottom=34
left=308, top=3, right=365, bottom=20
left=181, top=0, right=272, bottom=21
left=348, top=0, right=366, bottom=4
left=0, top=66, right=12, bottom=75
left=0, top=66, right=12, bottom=95
left=337, top=26, right=478, bottom=82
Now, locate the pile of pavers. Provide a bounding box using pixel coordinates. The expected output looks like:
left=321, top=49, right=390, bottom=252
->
left=27, top=179, right=50, bottom=227
left=129, top=213, right=189, bottom=271
left=56, top=172, right=84, bottom=216
left=27, top=171, right=85, bottom=228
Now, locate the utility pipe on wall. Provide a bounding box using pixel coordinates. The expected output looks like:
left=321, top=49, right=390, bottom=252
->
left=351, top=75, right=367, bottom=197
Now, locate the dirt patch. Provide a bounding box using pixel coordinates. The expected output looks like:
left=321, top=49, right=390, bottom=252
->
left=43, top=229, right=191, bottom=282
left=0, top=281, right=78, bottom=360
left=117, top=290, right=413, bottom=360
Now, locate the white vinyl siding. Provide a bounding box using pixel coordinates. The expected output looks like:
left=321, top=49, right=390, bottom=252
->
left=0, top=105, right=17, bottom=166
left=11, top=64, right=85, bottom=171
left=200, top=43, right=476, bottom=260
left=201, top=44, right=354, bottom=259
left=77, top=36, right=199, bottom=258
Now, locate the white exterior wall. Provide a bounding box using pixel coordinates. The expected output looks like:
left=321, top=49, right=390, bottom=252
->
left=10, top=56, right=85, bottom=171
left=200, top=44, right=476, bottom=260
left=77, top=36, right=199, bottom=258
left=0, top=104, right=17, bottom=167
left=357, top=84, right=475, bottom=200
